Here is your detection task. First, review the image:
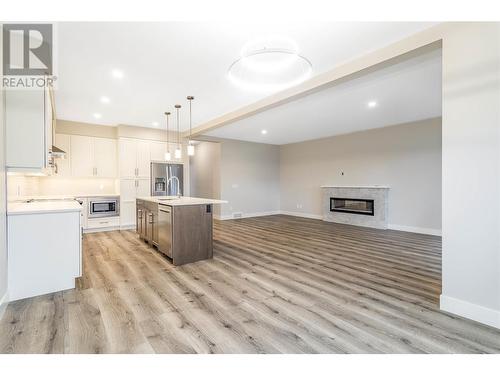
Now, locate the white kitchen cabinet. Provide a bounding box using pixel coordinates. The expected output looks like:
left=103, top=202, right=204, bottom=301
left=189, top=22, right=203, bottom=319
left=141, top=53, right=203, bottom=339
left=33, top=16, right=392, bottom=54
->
left=120, top=177, right=149, bottom=227
left=5, top=88, right=53, bottom=171
left=119, top=138, right=151, bottom=178
left=71, top=135, right=94, bottom=177
left=137, top=140, right=151, bottom=177
left=71, top=135, right=117, bottom=178
left=94, top=137, right=117, bottom=177
left=54, top=134, right=71, bottom=176
left=87, top=216, right=120, bottom=230
left=150, top=141, right=167, bottom=161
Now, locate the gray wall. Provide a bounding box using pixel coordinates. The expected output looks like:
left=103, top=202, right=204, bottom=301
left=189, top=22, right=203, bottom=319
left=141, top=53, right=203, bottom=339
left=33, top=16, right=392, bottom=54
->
left=189, top=141, right=221, bottom=216
left=0, top=26, right=8, bottom=317
left=280, top=117, right=442, bottom=232
left=219, top=139, right=281, bottom=218
left=192, top=138, right=281, bottom=219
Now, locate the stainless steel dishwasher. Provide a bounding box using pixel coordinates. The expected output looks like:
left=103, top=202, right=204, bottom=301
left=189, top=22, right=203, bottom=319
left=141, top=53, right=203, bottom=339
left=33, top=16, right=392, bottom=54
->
left=158, top=205, right=173, bottom=258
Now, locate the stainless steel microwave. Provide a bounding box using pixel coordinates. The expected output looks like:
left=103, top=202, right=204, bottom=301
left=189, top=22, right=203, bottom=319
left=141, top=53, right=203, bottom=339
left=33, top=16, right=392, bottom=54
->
left=88, top=197, right=120, bottom=218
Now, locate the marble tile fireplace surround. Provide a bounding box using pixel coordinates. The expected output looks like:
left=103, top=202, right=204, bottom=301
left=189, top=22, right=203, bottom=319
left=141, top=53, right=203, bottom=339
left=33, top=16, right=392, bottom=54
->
left=321, top=186, right=390, bottom=229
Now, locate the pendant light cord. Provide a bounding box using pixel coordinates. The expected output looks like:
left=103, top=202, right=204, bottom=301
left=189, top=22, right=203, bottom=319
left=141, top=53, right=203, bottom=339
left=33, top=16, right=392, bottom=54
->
left=175, top=104, right=181, bottom=148
left=187, top=96, right=194, bottom=142
left=164, top=112, right=170, bottom=152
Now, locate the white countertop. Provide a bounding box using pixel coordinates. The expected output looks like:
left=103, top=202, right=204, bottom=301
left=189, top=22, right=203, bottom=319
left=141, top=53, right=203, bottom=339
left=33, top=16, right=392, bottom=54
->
left=320, top=185, right=390, bottom=189
left=10, top=194, right=119, bottom=201
left=137, top=196, right=228, bottom=206
left=8, top=200, right=82, bottom=215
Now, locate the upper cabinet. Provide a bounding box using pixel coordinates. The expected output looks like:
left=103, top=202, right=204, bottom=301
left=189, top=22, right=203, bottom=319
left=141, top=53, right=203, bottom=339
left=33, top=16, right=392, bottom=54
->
left=94, top=138, right=117, bottom=178
left=119, top=138, right=151, bottom=178
left=70, top=135, right=117, bottom=178
left=5, top=88, right=53, bottom=171
left=70, top=135, right=93, bottom=177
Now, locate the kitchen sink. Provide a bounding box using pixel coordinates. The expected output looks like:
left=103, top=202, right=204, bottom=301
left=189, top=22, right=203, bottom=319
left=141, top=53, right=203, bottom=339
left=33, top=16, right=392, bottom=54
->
left=157, top=196, right=180, bottom=201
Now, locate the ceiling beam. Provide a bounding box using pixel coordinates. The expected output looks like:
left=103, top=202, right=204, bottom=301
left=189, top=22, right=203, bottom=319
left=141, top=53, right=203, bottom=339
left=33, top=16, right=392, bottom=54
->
left=186, top=23, right=447, bottom=138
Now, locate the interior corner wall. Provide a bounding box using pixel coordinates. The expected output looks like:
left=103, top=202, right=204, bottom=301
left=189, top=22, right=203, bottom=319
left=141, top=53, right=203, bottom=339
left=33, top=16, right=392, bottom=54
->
left=189, top=141, right=222, bottom=217
left=440, top=22, right=500, bottom=329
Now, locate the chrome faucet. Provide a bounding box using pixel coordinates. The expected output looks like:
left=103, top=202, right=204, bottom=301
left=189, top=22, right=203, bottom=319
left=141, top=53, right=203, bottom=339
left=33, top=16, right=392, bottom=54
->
left=167, top=176, right=181, bottom=198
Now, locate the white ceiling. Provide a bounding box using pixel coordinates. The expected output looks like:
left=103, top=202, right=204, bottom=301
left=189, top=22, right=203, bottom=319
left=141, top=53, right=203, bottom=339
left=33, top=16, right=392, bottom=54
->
left=55, top=22, right=437, bottom=130
left=205, top=48, right=442, bottom=144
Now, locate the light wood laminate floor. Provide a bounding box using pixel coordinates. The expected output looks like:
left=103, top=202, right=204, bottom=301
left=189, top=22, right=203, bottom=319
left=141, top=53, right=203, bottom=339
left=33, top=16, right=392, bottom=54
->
left=1, top=215, right=499, bottom=353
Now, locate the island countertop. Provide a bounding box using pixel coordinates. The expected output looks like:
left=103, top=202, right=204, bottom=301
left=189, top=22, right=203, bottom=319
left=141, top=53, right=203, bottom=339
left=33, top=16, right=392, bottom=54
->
left=137, top=196, right=227, bottom=206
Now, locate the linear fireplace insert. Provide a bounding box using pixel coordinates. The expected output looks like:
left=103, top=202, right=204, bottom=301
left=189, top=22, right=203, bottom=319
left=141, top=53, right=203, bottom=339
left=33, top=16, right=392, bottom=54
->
left=330, top=197, right=374, bottom=216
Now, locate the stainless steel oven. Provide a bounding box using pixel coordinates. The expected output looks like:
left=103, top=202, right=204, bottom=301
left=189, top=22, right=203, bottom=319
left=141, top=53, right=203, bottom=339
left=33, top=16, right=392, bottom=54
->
left=88, top=197, right=120, bottom=218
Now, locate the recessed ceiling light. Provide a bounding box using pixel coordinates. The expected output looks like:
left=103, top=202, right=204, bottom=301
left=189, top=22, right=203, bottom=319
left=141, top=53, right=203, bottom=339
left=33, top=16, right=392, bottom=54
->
left=152, top=122, right=159, bottom=127
left=100, top=96, right=110, bottom=104
left=367, top=101, right=377, bottom=108
left=93, top=113, right=102, bottom=119
left=261, top=129, right=268, bottom=135
left=111, top=69, right=124, bottom=79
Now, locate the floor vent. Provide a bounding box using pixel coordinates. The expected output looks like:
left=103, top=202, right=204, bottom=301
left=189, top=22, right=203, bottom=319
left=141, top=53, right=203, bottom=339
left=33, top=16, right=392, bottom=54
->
left=232, top=212, right=243, bottom=219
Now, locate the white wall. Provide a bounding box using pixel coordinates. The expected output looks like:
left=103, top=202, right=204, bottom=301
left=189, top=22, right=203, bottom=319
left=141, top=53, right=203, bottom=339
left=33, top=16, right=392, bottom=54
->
left=0, top=27, right=8, bottom=318
left=440, top=23, right=500, bottom=329
left=280, top=118, right=442, bottom=234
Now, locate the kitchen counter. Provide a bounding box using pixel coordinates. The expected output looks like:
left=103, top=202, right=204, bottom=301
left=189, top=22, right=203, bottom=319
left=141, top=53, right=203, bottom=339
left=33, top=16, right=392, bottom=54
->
left=137, top=196, right=227, bottom=206
left=8, top=200, right=82, bottom=215
left=10, top=193, right=119, bottom=201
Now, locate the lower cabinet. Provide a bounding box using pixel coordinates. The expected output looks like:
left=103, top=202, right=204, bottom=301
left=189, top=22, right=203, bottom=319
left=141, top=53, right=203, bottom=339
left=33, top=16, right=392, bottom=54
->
left=137, top=200, right=158, bottom=246
left=8, top=210, right=81, bottom=301
left=87, top=216, right=120, bottom=231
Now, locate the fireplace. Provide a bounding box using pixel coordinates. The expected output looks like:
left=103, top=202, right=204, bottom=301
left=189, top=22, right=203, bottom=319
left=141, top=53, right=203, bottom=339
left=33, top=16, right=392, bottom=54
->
left=330, top=197, right=374, bottom=216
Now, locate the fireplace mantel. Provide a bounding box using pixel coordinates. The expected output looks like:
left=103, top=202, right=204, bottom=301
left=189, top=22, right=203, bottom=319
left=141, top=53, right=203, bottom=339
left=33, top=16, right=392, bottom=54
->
left=321, top=186, right=390, bottom=229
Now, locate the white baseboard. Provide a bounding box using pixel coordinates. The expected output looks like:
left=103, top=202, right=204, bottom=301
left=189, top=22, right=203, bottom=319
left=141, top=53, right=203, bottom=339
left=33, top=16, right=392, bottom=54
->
left=215, top=211, right=281, bottom=221
left=0, top=292, right=8, bottom=320
left=388, top=224, right=442, bottom=236
left=279, top=211, right=323, bottom=220
left=440, top=294, right=500, bottom=330
left=212, top=210, right=442, bottom=237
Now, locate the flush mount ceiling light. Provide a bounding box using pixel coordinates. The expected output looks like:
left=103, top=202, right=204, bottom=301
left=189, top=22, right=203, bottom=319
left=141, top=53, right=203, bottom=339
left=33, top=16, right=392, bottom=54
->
left=100, top=96, right=110, bottom=104
left=261, top=129, right=268, bottom=135
left=93, top=113, right=102, bottom=119
left=152, top=121, right=159, bottom=127
left=227, top=36, right=312, bottom=92
left=368, top=100, right=378, bottom=108
left=111, top=69, right=124, bottom=79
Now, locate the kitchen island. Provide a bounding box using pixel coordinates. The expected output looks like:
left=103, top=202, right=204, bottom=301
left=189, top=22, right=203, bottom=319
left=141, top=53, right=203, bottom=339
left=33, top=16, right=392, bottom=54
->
left=136, top=196, right=227, bottom=266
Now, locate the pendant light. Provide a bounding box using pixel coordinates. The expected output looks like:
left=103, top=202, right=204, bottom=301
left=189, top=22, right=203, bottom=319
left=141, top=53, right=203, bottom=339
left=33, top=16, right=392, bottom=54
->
left=174, top=104, right=182, bottom=159
left=187, top=95, right=195, bottom=156
left=164, top=111, right=171, bottom=161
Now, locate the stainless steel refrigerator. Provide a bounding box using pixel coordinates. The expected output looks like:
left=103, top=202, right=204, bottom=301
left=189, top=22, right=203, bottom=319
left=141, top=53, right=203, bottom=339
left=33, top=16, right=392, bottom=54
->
left=151, top=162, right=184, bottom=196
